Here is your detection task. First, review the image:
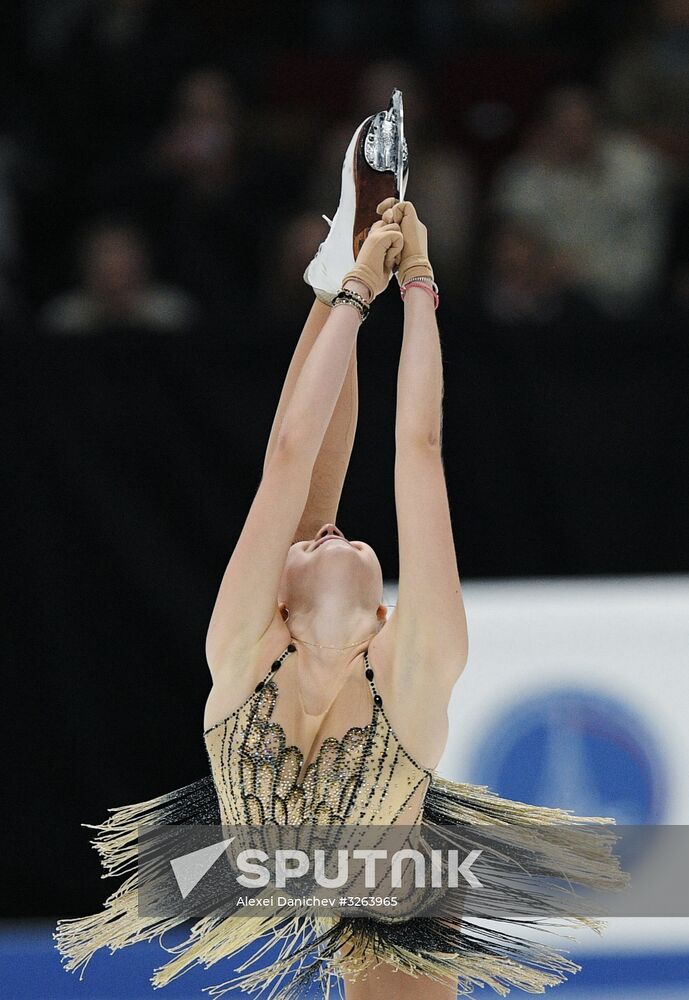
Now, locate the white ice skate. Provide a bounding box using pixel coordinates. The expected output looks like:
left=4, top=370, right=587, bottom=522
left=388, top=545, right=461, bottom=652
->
left=304, top=89, right=409, bottom=304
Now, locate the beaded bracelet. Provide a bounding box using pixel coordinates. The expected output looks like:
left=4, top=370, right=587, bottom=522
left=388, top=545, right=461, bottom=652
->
left=406, top=276, right=439, bottom=293
left=400, top=278, right=440, bottom=310
left=331, top=287, right=370, bottom=322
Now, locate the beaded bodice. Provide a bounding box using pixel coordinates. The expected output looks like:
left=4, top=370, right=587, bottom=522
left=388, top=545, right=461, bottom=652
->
left=204, top=643, right=432, bottom=826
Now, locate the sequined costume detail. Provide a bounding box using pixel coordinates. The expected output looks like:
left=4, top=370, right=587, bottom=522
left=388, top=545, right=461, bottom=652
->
left=205, top=645, right=430, bottom=829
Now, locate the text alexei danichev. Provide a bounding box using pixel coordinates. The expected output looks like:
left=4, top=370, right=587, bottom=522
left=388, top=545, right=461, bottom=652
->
left=236, top=895, right=399, bottom=908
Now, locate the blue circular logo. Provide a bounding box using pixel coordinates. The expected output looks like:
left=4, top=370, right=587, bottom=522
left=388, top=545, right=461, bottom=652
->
left=469, top=688, right=666, bottom=824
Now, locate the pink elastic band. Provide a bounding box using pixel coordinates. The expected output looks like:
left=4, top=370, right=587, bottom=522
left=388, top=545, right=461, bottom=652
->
left=400, top=280, right=439, bottom=310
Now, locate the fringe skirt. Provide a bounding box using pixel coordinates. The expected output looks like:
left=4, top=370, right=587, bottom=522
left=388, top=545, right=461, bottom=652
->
left=54, top=773, right=628, bottom=997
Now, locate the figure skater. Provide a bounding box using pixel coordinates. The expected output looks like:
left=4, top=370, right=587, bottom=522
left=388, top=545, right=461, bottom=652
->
left=56, top=92, right=626, bottom=1000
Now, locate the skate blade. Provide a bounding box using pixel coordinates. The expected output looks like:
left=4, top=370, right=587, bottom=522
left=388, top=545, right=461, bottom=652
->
left=353, top=89, right=409, bottom=257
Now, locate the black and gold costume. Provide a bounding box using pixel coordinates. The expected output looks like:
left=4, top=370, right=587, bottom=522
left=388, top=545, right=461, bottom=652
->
left=55, top=642, right=627, bottom=997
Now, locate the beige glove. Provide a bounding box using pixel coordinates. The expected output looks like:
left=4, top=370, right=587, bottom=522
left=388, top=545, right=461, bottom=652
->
left=377, top=198, right=433, bottom=285
left=341, top=221, right=404, bottom=301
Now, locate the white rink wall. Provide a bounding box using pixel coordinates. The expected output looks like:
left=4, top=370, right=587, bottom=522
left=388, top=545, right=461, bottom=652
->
left=413, top=574, right=689, bottom=958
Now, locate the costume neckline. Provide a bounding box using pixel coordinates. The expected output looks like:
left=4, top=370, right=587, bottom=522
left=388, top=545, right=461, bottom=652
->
left=203, top=643, right=433, bottom=776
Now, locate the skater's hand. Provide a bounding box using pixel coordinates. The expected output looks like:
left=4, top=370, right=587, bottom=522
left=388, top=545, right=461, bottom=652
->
left=377, top=199, right=434, bottom=286
left=342, top=221, right=404, bottom=301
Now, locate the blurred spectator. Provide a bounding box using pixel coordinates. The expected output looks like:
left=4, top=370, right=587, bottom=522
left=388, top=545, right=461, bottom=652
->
left=144, top=68, right=259, bottom=331
left=604, top=0, right=689, bottom=316
left=492, top=86, right=670, bottom=316
left=477, top=217, right=582, bottom=326
left=40, top=219, right=198, bottom=335
left=152, top=68, right=240, bottom=198
left=605, top=0, right=689, bottom=173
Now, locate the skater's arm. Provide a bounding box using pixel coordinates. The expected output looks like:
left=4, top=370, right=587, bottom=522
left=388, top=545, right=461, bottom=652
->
left=261, top=300, right=359, bottom=545
left=393, top=291, right=467, bottom=682
left=206, top=224, right=402, bottom=673
left=292, top=346, right=359, bottom=543
left=383, top=201, right=468, bottom=688
left=206, top=302, right=362, bottom=672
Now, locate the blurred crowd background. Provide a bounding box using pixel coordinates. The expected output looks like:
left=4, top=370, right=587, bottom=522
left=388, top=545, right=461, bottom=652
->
left=4, top=0, right=689, bottom=945
left=1, top=0, right=689, bottom=335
